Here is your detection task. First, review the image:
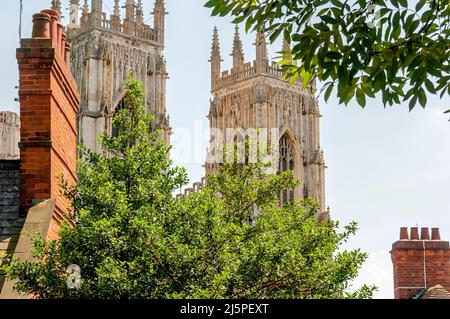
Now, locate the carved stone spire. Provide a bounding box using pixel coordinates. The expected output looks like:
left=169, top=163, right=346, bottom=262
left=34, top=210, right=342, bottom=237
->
left=136, top=0, right=144, bottom=24
left=255, top=29, right=268, bottom=73
left=110, top=0, right=121, bottom=31
left=209, top=27, right=222, bottom=91
left=125, top=0, right=135, bottom=20
left=210, top=27, right=221, bottom=60
left=231, top=25, right=245, bottom=69
left=153, top=0, right=167, bottom=45
left=51, top=0, right=62, bottom=15
left=282, top=38, right=291, bottom=58
left=113, top=0, right=120, bottom=16
left=83, top=0, right=89, bottom=14
left=80, top=0, right=89, bottom=27
left=69, top=0, right=80, bottom=30
left=91, top=0, right=102, bottom=13
left=90, top=0, right=103, bottom=26
left=123, top=0, right=135, bottom=34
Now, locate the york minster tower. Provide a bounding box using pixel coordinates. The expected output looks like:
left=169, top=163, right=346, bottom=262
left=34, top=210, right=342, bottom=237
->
left=58, top=0, right=170, bottom=151
left=206, top=26, right=327, bottom=216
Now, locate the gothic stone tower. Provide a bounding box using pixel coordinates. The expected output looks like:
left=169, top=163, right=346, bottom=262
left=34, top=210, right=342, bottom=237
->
left=63, top=0, right=169, bottom=151
left=206, top=26, right=327, bottom=215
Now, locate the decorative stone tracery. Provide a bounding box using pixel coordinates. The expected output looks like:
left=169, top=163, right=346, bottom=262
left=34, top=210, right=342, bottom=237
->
left=68, top=1, right=169, bottom=152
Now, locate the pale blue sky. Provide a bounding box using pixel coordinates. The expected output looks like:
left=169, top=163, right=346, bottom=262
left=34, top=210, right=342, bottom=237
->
left=1, top=0, right=449, bottom=299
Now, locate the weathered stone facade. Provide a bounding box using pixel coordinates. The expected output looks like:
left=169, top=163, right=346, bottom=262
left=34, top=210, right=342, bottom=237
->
left=205, top=27, right=327, bottom=213
left=67, top=0, right=170, bottom=152
left=0, top=112, right=20, bottom=160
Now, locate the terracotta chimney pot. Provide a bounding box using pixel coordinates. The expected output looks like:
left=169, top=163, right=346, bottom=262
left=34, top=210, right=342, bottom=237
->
left=410, top=227, right=420, bottom=240
left=420, top=227, right=430, bottom=240
left=399, top=227, right=408, bottom=240
left=40, top=9, right=59, bottom=44
left=32, top=13, right=51, bottom=38
left=431, top=228, right=441, bottom=241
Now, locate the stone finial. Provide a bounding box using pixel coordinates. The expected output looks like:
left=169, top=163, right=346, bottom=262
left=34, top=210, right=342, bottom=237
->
left=136, top=0, right=144, bottom=24
left=282, top=37, right=292, bottom=62
left=81, top=0, right=89, bottom=26
left=51, top=0, right=62, bottom=15
left=153, top=0, right=166, bottom=11
left=210, top=27, right=221, bottom=58
left=210, top=27, right=222, bottom=90
left=231, top=25, right=244, bottom=68
left=282, top=37, right=290, bottom=54
left=113, top=0, right=120, bottom=16
left=152, top=0, right=167, bottom=44
left=255, top=29, right=268, bottom=72
left=68, top=0, right=81, bottom=30
left=91, top=0, right=103, bottom=13
left=124, top=0, right=135, bottom=20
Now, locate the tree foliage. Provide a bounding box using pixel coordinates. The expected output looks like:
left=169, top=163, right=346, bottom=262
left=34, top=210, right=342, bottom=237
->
left=2, top=77, right=375, bottom=299
left=205, top=0, right=450, bottom=112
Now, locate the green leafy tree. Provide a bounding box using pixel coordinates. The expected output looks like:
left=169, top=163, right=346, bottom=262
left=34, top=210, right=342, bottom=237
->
left=2, top=76, right=375, bottom=299
left=205, top=0, right=450, bottom=111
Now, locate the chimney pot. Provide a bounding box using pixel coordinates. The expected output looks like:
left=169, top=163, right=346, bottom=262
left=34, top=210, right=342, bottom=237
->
left=61, top=32, right=67, bottom=57
left=40, top=9, right=59, bottom=44
left=399, top=227, right=408, bottom=240
left=410, top=227, right=419, bottom=240
left=431, top=228, right=441, bottom=240
left=57, top=24, right=64, bottom=57
left=32, top=13, right=51, bottom=38
left=420, top=227, right=430, bottom=240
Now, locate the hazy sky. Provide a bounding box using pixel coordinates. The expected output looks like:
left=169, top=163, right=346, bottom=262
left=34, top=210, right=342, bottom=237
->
left=1, top=1, right=449, bottom=299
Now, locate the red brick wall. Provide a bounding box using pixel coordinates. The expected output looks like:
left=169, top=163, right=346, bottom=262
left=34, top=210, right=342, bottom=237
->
left=17, top=10, right=80, bottom=239
left=391, top=227, right=450, bottom=299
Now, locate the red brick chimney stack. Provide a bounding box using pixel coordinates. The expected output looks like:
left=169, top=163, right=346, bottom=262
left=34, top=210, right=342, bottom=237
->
left=17, top=9, right=80, bottom=238
left=391, top=227, right=450, bottom=299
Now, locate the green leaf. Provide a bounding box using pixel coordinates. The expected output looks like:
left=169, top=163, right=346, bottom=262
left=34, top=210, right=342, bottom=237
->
left=418, top=88, right=427, bottom=108
left=326, top=52, right=342, bottom=60
left=320, top=15, right=337, bottom=25
left=324, top=83, right=334, bottom=102
left=356, top=88, right=366, bottom=108
left=397, top=0, right=408, bottom=8
left=415, top=0, right=426, bottom=12
left=409, top=96, right=417, bottom=111
left=204, top=0, right=219, bottom=8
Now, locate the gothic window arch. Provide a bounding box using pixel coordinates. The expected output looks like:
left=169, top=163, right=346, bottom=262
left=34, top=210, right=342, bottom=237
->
left=279, top=133, right=296, bottom=204
left=111, top=99, right=126, bottom=138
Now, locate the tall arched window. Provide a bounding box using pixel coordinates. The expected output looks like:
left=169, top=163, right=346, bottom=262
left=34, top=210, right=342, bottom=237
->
left=111, top=99, right=126, bottom=138
left=279, top=134, right=295, bottom=204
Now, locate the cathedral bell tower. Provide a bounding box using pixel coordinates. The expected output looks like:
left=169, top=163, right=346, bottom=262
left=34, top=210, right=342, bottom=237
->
left=66, top=0, right=170, bottom=151
left=205, top=26, right=327, bottom=218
